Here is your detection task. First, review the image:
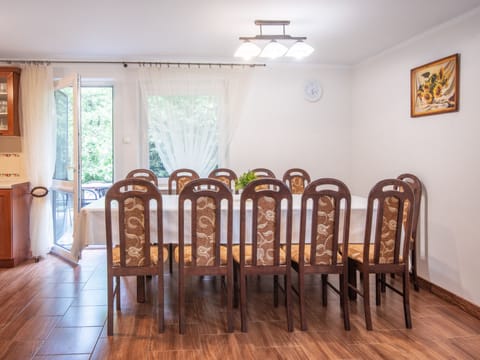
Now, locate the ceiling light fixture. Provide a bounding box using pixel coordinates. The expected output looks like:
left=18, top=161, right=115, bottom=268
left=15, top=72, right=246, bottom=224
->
left=234, top=20, right=314, bottom=60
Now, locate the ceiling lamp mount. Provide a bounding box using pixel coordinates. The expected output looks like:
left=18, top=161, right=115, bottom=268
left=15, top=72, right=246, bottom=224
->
left=235, top=20, right=314, bottom=60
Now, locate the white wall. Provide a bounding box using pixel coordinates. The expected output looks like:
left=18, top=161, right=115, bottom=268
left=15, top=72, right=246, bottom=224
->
left=230, top=64, right=352, bottom=181
left=351, top=8, right=480, bottom=305
left=53, top=63, right=353, bottom=183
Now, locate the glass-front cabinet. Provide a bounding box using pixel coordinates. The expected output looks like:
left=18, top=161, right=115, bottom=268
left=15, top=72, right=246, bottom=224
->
left=0, top=67, right=21, bottom=136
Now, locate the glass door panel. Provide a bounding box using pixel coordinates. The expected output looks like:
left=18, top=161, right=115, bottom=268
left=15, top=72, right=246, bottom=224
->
left=80, top=86, right=113, bottom=207
left=51, top=74, right=80, bottom=260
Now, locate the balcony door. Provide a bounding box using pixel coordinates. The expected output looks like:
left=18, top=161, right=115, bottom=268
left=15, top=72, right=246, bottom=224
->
left=51, top=74, right=80, bottom=262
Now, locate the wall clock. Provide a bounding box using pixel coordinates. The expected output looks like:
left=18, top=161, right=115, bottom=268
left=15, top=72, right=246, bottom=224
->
left=304, top=80, right=322, bottom=102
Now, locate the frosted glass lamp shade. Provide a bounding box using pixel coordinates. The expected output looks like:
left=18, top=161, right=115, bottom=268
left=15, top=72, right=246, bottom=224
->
left=234, top=41, right=261, bottom=60
left=259, top=40, right=288, bottom=59
left=285, top=41, right=314, bottom=59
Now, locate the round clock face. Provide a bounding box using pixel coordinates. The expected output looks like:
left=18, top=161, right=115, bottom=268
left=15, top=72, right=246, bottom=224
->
left=304, top=80, right=322, bottom=102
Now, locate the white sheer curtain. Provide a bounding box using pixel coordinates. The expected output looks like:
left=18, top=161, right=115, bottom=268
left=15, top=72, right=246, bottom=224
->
left=20, top=64, right=56, bottom=258
left=138, top=66, right=252, bottom=176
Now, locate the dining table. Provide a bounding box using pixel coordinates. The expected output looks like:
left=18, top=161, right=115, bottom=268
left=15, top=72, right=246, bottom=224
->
left=77, top=193, right=372, bottom=302
left=78, top=193, right=371, bottom=251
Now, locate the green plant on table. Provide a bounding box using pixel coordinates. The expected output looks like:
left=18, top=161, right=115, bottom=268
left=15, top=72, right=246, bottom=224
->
left=235, top=170, right=257, bottom=191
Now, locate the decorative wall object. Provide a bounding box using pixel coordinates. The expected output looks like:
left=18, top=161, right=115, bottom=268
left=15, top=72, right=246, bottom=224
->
left=410, top=54, right=459, bottom=117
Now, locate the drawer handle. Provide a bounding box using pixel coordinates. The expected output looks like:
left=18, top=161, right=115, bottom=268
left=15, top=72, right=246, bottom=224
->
left=31, top=186, right=49, bottom=198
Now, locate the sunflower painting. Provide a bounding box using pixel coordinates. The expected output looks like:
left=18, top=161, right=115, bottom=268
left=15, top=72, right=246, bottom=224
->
left=410, top=54, right=459, bottom=117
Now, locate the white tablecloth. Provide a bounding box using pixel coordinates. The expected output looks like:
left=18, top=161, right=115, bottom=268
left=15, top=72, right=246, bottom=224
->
left=77, top=194, right=370, bottom=252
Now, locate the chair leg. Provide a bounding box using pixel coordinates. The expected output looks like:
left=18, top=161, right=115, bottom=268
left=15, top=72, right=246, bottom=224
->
left=107, top=274, right=114, bottom=336
left=321, top=274, right=328, bottom=306
left=178, top=268, right=185, bottom=334
left=362, top=270, right=373, bottom=330
left=381, top=273, right=386, bottom=292
left=340, top=273, right=351, bottom=331
left=169, top=244, right=174, bottom=274
left=375, top=274, right=381, bottom=306
left=233, top=262, right=239, bottom=308
left=411, top=246, right=419, bottom=291
left=403, top=270, right=413, bottom=329
left=348, top=258, right=357, bottom=300
left=273, top=275, right=279, bottom=307
left=240, top=271, right=248, bottom=332
left=226, top=270, right=234, bottom=333
left=285, top=270, right=293, bottom=332
left=158, top=272, right=165, bottom=333
left=298, top=267, right=307, bottom=331
left=115, top=276, right=121, bottom=310
left=136, top=276, right=146, bottom=303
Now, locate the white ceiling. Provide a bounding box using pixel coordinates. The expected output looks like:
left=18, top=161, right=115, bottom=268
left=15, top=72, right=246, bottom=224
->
left=1, top=0, right=480, bottom=65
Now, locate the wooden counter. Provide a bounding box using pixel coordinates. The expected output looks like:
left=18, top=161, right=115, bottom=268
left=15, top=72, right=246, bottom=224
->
left=0, top=182, right=31, bottom=267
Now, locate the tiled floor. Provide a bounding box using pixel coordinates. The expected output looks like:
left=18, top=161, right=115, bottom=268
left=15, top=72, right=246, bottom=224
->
left=0, top=249, right=479, bottom=359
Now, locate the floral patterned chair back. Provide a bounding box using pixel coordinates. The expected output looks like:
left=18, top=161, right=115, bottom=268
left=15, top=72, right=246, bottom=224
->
left=177, top=178, right=234, bottom=333
left=251, top=168, right=276, bottom=191
left=234, top=177, right=294, bottom=332
left=364, top=179, right=414, bottom=266
left=168, top=168, right=199, bottom=195
left=251, top=168, right=275, bottom=179
left=346, top=178, right=415, bottom=331
left=126, top=168, right=158, bottom=192
left=239, top=178, right=292, bottom=267
left=397, top=173, right=423, bottom=290
left=104, top=178, right=165, bottom=335
left=293, top=178, right=351, bottom=330
left=126, top=168, right=158, bottom=186
left=208, top=168, right=237, bottom=192
left=283, top=168, right=311, bottom=194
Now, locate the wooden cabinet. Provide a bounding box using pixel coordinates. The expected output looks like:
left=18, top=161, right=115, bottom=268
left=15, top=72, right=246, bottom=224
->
left=0, top=67, right=21, bottom=136
left=0, top=182, right=31, bottom=267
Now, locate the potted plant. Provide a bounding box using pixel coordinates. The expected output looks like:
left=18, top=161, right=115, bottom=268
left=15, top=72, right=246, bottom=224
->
left=235, top=170, right=257, bottom=191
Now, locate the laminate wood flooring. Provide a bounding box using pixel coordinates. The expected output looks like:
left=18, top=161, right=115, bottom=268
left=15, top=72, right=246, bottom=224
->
left=0, top=249, right=479, bottom=359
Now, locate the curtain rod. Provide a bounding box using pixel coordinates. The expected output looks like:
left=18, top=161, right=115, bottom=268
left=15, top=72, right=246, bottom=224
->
left=0, top=59, right=266, bottom=68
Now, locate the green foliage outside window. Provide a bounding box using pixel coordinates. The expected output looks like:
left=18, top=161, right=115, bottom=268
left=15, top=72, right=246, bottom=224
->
left=81, top=87, right=113, bottom=183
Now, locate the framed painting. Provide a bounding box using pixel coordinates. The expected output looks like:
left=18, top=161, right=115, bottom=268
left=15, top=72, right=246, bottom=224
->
left=410, top=53, right=459, bottom=117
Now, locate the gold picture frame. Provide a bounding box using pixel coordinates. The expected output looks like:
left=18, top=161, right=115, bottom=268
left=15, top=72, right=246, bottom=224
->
left=410, top=54, right=459, bottom=117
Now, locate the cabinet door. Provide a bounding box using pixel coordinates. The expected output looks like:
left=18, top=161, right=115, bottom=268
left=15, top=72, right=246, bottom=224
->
left=0, top=190, right=12, bottom=258
left=0, top=68, right=20, bottom=136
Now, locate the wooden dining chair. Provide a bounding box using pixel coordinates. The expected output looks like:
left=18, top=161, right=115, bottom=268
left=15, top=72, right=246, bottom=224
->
left=282, top=168, right=311, bottom=194
left=105, top=178, right=167, bottom=335
left=167, top=168, right=200, bottom=273
left=208, top=168, right=237, bottom=192
left=398, top=173, right=422, bottom=291
left=233, top=178, right=293, bottom=332
left=168, top=168, right=199, bottom=195
left=347, top=178, right=414, bottom=330
left=176, top=178, right=234, bottom=334
left=251, top=168, right=276, bottom=179
left=251, top=168, right=276, bottom=191
left=126, top=168, right=158, bottom=186
left=292, top=178, right=351, bottom=331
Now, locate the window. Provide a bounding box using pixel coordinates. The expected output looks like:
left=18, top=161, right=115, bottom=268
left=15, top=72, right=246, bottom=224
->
left=146, top=93, right=220, bottom=178
left=139, top=67, right=231, bottom=178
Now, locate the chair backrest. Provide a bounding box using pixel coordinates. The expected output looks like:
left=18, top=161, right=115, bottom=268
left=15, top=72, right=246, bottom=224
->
left=105, top=178, right=163, bottom=268
left=208, top=168, right=237, bottom=192
left=363, top=179, right=414, bottom=266
left=178, top=178, right=233, bottom=268
left=397, top=173, right=422, bottom=241
left=283, top=168, right=311, bottom=194
left=239, top=178, right=292, bottom=266
left=168, top=168, right=199, bottom=195
left=299, top=178, right=351, bottom=266
left=251, top=168, right=276, bottom=179
left=126, top=168, right=158, bottom=186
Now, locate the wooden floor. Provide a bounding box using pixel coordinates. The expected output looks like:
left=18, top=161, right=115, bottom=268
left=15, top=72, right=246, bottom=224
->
left=0, top=250, right=479, bottom=359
